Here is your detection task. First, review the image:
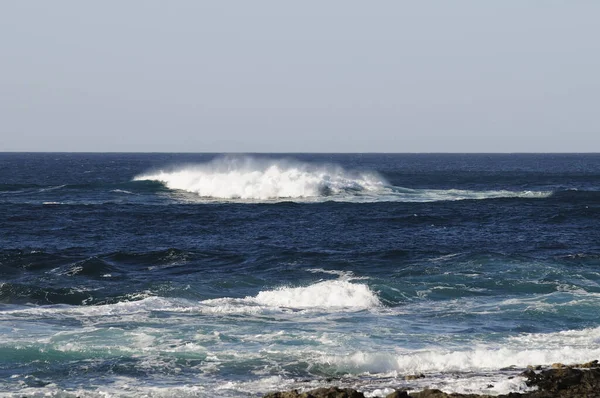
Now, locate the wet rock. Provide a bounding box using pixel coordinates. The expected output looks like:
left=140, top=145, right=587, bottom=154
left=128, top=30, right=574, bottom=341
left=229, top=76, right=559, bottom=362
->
left=526, top=365, right=542, bottom=370
left=526, top=367, right=582, bottom=390
left=408, top=389, right=449, bottom=398
left=264, top=387, right=365, bottom=398
left=385, top=391, right=411, bottom=398
left=523, top=365, right=600, bottom=397
left=520, top=369, right=536, bottom=378
left=264, top=391, right=304, bottom=398
left=405, top=373, right=426, bottom=380
left=408, top=389, right=483, bottom=398
left=266, top=361, right=600, bottom=398
left=577, top=360, right=599, bottom=368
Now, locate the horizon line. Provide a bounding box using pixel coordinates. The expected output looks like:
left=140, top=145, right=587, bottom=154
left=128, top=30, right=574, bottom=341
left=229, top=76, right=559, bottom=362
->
left=1, top=151, right=599, bottom=155
left=0, top=150, right=600, bottom=155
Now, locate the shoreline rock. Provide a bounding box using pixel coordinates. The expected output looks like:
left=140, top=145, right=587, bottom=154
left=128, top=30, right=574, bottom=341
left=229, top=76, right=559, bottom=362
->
left=263, top=360, right=600, bottom=398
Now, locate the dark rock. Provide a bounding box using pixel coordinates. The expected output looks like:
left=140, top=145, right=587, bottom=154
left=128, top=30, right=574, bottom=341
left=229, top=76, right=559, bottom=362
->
left=264, top=387, right=365, bottom=398
left=525, top=367, right=583, bottom=390
left=520, top=369, right=536, bottom=378
left=385, top=391, right=410, bottom=398
left=264, top=390, right=303, bottom=398
left=408, top=389, right=485, bottom=398
left=526, top=365, right=542, bottom=370
left=577, top=360, right=599, bottom=368
left=409, top=389, right=489, bottom=398
left=523, top=366, right=600, bottom=397
left=405, top=373, right=426, bottom=380
left=266, top=361, right=600, bottom=398
left=408, top=389, right=450, bottom=398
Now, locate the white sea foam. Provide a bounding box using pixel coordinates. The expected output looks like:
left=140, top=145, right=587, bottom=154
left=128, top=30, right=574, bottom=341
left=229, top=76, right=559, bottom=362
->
left=323, top=326, right=600, bottom=377
left=254, top=280, right=380, bottom=309
left=306, top=268, right=369, bottom=280
left=403, top=188, right=550, bottom=202
left=133, top=156, right=552, bottom=203
left=5, top=380, right=208, bottom=398
left=0, top=295, right=171, bottom=320
left=38, top=185, right=66, bottom=192
left=0, top=280, right=380, bottom=324
left=199, top=279, right=381, bottom=314
left=134, top=156, right=385, bottom=200
left=5, top=279, right=599, bottom=397
left=413, top=374, right=534, bottom=396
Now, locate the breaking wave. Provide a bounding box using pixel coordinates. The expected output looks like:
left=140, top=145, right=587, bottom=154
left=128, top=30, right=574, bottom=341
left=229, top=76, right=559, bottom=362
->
left=324, top=326, right=600, bottom=376
left=201, top=279, right=381, bottom=314
left=0, top=279, right=381, bottom=319
left=134, top=156, right=385, bottom=200
left=133, top=156, right=551, bottom=203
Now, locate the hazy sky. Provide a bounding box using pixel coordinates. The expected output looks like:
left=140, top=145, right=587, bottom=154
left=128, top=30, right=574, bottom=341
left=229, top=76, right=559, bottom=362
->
left=1, top=1, right=599, bottom=152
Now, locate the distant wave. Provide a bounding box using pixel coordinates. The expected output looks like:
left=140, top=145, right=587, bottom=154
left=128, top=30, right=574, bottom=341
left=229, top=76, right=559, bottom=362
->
left=38, top=184, right=66, bottom=193
left=133, top=156, right=552, bottom=203
left=134, top=156, right=386, bottom=200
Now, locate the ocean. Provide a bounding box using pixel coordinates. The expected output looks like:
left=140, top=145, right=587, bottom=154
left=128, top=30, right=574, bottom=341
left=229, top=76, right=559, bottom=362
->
left=1, top=153, right=599, bottom=397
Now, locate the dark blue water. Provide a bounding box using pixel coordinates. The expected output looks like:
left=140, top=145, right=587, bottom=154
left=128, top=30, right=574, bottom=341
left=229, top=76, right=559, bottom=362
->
left=1, top=153, right=600, bottom=397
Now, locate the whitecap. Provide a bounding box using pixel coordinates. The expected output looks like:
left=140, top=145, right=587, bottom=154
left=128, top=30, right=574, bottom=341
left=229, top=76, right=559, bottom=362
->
left=134, top=156, right=385, bottom=200
left=133, top=156, right=552, bottom=203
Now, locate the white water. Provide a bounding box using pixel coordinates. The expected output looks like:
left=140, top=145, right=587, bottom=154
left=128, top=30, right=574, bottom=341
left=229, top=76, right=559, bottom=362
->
left=3, top=276, right=600, bottom=397
left=254, top=279, right=380, bottom=309
left=133, top=156, right=551, bottom=202
left=198, top=279, right=382, bottom=314
left=134, top=156, right=385, bottom=200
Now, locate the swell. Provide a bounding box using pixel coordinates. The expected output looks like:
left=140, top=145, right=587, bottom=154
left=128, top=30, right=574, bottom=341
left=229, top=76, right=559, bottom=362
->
left=0, top=283, right=105, bottom=306
left=4, top=247, right=600, bottom=312
left=7, top=155, right=600, bottom=203
left=0, top=180, right=168, bottom=197
left=133, top=156, right=555, bottom=203
left=0, top=248, right=246, bottom=305
left=550, top=189, right=600, bottom=202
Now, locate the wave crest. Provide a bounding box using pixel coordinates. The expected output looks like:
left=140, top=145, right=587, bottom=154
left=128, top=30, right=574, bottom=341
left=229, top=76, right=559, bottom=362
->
left=133, top=156, right=552, bottom=203
left=254, top=279, right=380, bottom=310
left=199, top=279, right=381, bottom=314
left=133, top=156, right=386, bottom=200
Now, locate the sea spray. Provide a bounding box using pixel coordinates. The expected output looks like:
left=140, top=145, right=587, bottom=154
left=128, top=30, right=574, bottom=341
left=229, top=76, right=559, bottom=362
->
left=133, top=156, right=551, bottom=202
left=134, top=156, right=387, bottom=200
left=200, top=279, right=382, bottom=314
left=253, top=279, right=381, bottom=310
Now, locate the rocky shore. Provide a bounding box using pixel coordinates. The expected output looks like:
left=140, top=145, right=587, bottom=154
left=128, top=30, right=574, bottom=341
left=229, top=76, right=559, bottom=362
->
left=264, top=361, right=600, bottom=398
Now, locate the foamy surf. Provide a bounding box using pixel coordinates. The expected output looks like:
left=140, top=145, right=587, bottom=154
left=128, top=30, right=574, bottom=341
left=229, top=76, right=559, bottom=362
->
left=0, top=279, right=380, bottom=322
left=200, top=279, right=381, bottom=314
left=133, top=156, right=386, bottom=200
left=3, top=291, right=600, bottom=397
left=133, top=156, right=551, bottom=203
left=325, top=342, right=600, bottom=376
left=254, top=279, right=380, bottom=309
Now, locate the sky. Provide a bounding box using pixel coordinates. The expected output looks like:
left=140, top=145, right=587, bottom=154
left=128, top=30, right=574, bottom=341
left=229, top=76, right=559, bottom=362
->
left=1, top=1, right=599, bottom=153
